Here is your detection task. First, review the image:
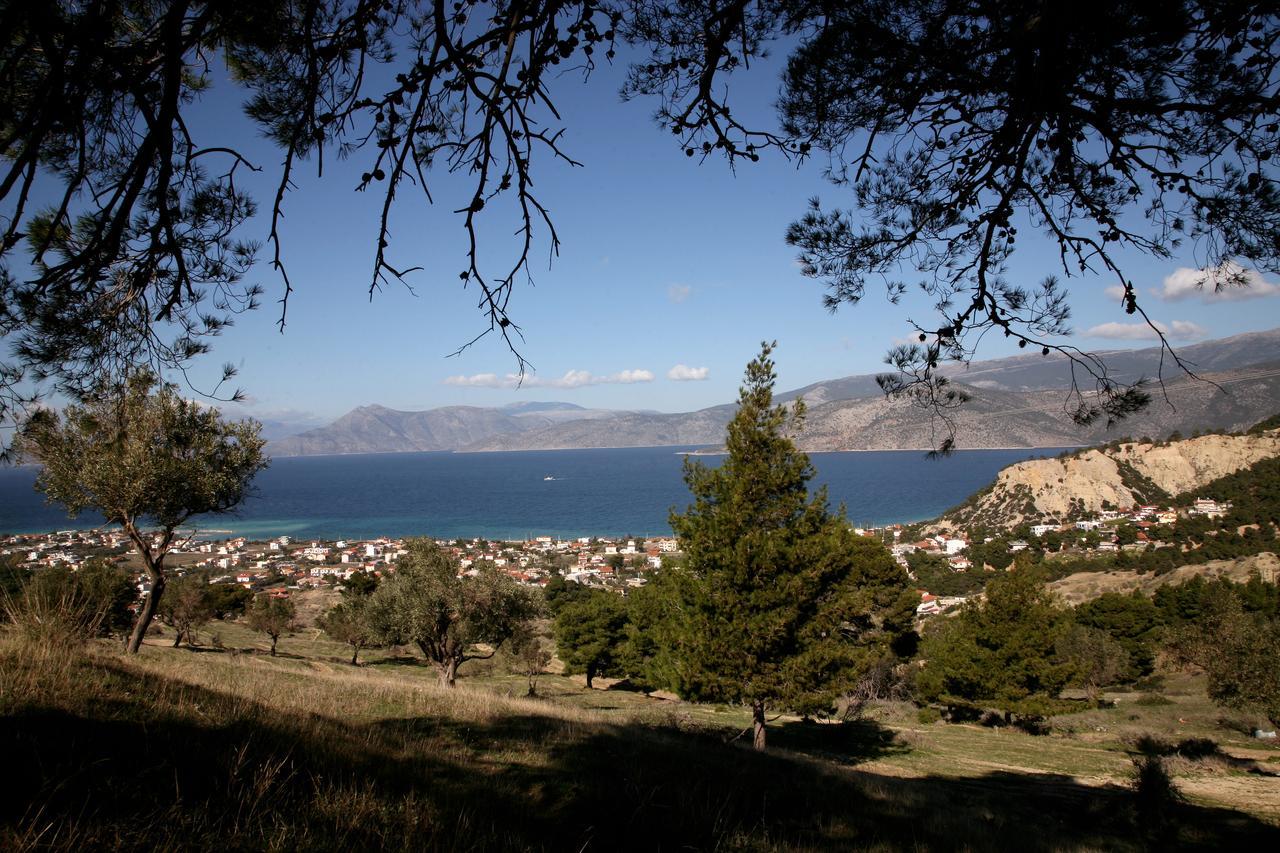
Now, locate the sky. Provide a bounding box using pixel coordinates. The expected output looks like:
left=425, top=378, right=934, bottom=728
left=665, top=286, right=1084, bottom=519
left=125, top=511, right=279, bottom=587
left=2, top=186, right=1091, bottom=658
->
left=12, top=39, right=1280, bottom=431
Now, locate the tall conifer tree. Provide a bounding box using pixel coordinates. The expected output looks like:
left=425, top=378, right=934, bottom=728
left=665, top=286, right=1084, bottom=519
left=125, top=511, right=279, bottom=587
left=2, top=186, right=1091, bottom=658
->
left=667, top=343, right=915, bottom=750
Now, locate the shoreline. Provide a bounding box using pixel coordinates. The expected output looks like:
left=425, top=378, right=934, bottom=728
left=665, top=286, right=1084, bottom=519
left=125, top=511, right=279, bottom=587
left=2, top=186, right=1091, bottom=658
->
left=266, top=443, right=1081, bottom=460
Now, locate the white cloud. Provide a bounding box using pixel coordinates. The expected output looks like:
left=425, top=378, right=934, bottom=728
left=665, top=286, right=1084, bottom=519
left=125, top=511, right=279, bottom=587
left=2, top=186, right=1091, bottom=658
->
left=444, top=369, right=654, bottom=389
left=667, top=283, right=692, bottom=304
left=444, top=372, right=507, bottom=388
left=1156, top=262, right=1280, bottom=302
left=1083, top=320, right=1207, bottom=341
left=1103, top=285, right=1126, bottom=301
left=667, top=364, right=709, bottom=381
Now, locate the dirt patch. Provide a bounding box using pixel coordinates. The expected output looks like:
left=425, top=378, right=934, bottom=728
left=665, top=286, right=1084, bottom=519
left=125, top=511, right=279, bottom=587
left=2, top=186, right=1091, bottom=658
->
left=291, top=587, right=341, bottom=627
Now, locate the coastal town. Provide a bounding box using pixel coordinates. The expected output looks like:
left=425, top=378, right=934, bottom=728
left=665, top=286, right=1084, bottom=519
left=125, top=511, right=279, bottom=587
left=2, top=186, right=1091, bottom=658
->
left=2, top=527, right=681, bottom=598
left=3, top=493, right=1242, bottom=622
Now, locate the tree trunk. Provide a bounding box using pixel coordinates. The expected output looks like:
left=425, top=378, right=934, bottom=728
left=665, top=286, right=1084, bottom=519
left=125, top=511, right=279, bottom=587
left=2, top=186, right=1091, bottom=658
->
left=585, top=662, right=596, bottom=689
left=172, top=629, right=183, bottom=648
left=126, top=565, right=165, bottom=654
left=350, top=645, right=360, bottom=666
left=752, top=700, right=767, bottom=751
left=269, top=634, right=278, bottom=656
left=438, top=657, right=459, bottom=688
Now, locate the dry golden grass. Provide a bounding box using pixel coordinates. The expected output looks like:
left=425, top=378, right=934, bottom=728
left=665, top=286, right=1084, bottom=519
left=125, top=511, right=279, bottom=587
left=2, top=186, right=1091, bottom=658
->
left=3, top=629, right=1279, bottom=851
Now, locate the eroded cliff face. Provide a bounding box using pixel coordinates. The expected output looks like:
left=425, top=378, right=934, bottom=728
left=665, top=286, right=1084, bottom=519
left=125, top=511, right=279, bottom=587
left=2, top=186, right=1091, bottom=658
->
left=941, top=430, right=1280, bottom=529
left=1115, top=433, right=1280, bottom=496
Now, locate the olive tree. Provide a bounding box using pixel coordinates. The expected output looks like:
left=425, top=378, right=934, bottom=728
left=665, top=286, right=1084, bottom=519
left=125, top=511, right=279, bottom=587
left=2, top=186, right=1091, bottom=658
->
left=318, top=597, right=376, bottom=666
left=16, top=373, right=267, bottom=653
left=158, top=574, right=214, bottom=648
left=246, top=593, right=297, bottom=657
left=366, top=539, right=540, bottom=687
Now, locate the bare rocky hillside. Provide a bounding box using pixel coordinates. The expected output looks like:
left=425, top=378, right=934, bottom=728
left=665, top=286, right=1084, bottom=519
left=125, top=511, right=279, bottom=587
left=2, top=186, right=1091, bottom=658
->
left=939, top=429, right=1280, bottom=529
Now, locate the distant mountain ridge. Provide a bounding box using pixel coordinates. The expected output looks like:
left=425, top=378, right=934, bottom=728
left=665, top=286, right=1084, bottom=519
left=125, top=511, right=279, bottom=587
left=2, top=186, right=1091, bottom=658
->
left=269, top=328, right=1280, bottom=456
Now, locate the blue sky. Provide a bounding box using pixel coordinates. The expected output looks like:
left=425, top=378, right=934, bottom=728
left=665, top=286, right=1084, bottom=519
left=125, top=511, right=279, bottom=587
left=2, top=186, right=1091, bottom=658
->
left=24, top=44, right=1280, bottom=429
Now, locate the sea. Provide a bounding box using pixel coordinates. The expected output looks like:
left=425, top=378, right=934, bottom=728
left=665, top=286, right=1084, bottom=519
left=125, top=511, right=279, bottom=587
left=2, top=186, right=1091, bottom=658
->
left=0, top=446, right=1068, bottom=541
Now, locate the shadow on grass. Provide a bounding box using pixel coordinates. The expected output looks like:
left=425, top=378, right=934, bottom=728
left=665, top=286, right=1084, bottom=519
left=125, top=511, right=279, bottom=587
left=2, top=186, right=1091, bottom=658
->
left=3, top=651, right=1278, bottom=851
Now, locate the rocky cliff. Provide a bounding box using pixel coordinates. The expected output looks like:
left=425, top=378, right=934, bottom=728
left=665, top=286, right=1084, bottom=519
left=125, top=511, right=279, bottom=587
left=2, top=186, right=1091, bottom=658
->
left=940, top=429, right=1280, bottom=529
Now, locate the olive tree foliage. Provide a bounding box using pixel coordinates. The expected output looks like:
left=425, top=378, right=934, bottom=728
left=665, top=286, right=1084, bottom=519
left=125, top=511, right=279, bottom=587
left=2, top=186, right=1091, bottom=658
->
left=318, top=596, right=377, bottom=665
left=1, top=558, right=135, bottom=644
left=666, top=343, right=916, bottom=750
left=1167, top=585, right=1280, bottom=726
left=365, top=539, right=541, bottom=687
left=15, top=372, right=268, bottom=653
left=505, top=622, right=553, bottom=696
left=4, top=3, right=1275, bottom=452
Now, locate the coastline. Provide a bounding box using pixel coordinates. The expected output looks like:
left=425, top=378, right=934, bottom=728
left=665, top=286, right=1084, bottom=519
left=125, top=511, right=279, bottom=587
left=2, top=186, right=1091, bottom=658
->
left=269, top=443, right=1082, bottom=459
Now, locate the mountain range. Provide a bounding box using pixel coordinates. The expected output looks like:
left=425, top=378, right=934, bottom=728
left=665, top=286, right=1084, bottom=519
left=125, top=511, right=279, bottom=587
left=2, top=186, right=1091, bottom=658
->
left=269, top=328, right=1280, bottom=456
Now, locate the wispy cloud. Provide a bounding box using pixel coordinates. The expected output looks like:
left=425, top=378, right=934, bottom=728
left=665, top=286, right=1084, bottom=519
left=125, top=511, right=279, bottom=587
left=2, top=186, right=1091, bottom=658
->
left=1156, top=262, right=1280, bottom=302
left=1084, top=320, right=1206, bottom=341
left=1103, top=285, right=1126, bottom=301
left=444, top=369, right=655, bottom=389
left=667, top=364, right=709, bottom=381
left=667, top=283, right=692, bottom=304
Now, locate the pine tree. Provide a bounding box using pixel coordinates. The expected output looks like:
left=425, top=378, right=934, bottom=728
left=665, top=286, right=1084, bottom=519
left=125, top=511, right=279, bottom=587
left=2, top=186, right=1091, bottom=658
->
left=916, top=568, right=1076, bottom=721
left=666, top=342, right=915, bottom=750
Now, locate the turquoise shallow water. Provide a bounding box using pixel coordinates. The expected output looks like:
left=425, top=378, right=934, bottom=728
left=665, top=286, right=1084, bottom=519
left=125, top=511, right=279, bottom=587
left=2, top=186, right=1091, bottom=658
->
left=0, top=446, right=1064, bottom=540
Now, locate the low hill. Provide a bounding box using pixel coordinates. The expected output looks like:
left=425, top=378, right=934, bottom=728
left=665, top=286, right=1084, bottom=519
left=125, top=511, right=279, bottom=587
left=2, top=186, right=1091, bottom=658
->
left=1048, top=552, right=1280, bottom=606
left=940, top=427, right=1280, bottom=530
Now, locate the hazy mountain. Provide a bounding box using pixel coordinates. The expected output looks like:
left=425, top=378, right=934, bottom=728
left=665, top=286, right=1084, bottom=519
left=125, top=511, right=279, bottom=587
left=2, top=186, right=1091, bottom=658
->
left=271, top=328, right=1280, bottom=456
left=462, top=363, right=1280, bottom=452
left=778, top=327, right=1280, bottom=402
left=793, top=363, right=1280, bottom=451
left=269, top=404, right=556, bottom=456
left=269, top=402, right=639, bottom=456
left=460, top=404, right=738, bottom=451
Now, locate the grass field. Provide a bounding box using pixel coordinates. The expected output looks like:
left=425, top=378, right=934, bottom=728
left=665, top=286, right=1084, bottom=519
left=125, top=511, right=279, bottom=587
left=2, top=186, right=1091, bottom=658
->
left=2, top=615, right=1278, bottom=851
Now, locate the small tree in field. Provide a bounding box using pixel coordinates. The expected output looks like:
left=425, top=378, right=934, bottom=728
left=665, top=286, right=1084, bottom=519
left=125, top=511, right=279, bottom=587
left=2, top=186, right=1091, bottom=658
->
left=16, top=373, right=267, bottom=653
left=318, top=598, right=375, bottom=665
left=158, top=574, right=213, bottom=648
left=246, top=594, right=296, bottom=657
left=506, top=623, right=553, bottom=697
left=365, top=539, right=540, bottom=687
left=553, top=589, right=628, bottom=689
left=666, top=343, right=916, bottom=750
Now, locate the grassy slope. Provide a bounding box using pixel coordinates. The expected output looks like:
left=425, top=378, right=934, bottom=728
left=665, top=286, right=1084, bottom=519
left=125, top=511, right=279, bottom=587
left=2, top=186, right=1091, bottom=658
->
left=3, top=625, right=1279, bottom=851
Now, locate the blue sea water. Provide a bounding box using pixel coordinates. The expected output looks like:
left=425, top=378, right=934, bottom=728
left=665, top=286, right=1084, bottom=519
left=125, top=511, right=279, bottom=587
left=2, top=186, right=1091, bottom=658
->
left=0, top=446, right=1065, bottom=540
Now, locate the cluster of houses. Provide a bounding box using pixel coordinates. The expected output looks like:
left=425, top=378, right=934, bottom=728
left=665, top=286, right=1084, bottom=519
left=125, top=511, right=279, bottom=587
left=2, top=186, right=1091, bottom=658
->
left=5, top=496, right=1235, bottom=619
left=3, top=529, right=131, bottom=569
left=888, top=497, right=1234, bottom=618
left=3, top=528, right=681, bottom=597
